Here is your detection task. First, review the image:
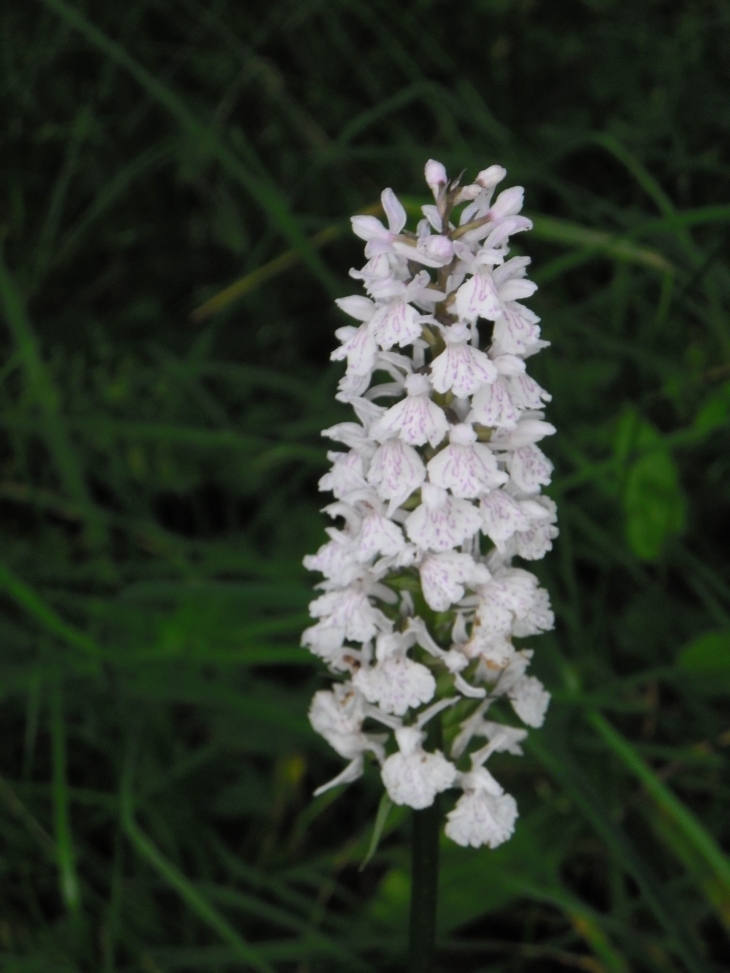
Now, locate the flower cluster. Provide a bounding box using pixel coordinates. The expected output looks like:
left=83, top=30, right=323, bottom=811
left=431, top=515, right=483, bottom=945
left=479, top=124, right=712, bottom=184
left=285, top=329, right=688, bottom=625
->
left=303, top=161, right=557, bottom=850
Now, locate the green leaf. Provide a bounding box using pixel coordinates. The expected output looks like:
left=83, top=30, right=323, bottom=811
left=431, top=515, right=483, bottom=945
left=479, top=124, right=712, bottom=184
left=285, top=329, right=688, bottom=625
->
left=694, top=380, right=730, bottom=434
left=617, top=411, right=685, bottom=560
left=360, top=793, right=394, bottom=871
left=677, top=630, right=730, bottom=679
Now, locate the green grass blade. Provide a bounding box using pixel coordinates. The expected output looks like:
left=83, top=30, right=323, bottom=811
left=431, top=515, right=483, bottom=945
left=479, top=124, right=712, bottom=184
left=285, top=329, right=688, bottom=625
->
left=0, top=560, right=102, bottom=663
left=37, top=0, right=340, bottom=297
left=0, top=251, right=102, bottom=539
left=120, top=748, right=274, bottom=973
left=49, top=678, right=80, bottom=914
left=587, top=711, right=730, bottom=904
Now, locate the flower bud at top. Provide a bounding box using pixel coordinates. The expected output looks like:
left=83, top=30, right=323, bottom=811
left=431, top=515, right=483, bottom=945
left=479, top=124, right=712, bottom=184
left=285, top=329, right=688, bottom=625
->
left=476, top=165, right=507, bottom=189
left=425, top=159, right=448, bottom=197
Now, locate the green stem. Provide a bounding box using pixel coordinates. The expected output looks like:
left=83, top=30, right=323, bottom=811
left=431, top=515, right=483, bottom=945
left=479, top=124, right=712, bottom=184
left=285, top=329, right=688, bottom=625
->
left=408, top=796, right=441, bottom=973
left=49, top=678, right=80, bottom=913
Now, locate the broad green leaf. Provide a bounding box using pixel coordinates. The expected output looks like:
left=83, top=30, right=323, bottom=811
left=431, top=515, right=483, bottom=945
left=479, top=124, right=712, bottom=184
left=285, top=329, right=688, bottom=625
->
left=616, top=410, right=685, bottom=560
left=677, top=630, right=730, bottom=679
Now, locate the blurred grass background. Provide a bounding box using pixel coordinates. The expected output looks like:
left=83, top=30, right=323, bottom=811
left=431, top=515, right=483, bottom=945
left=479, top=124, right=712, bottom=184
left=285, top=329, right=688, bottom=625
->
left=0, top=0, right=729, bottom=970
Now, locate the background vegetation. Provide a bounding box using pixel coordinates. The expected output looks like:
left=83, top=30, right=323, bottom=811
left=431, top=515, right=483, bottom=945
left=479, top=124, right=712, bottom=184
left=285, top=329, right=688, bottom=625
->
left=0, top=0, right=729, bottom=970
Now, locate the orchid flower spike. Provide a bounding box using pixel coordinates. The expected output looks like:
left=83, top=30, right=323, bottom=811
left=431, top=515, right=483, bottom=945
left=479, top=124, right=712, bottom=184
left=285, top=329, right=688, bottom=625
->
left=303, top=160, right=557, bottom=850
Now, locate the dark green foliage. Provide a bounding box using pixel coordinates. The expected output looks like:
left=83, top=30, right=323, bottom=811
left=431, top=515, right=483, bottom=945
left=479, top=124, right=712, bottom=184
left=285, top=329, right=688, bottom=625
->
left=0, top=0, right=729, bottom=969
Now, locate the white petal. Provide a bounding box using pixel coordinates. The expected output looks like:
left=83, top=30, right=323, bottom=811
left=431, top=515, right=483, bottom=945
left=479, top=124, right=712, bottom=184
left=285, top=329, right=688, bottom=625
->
left=405, top=492, right=482, bottom=552
left=498, top=278, right=537, bottom=303
left=480, top=491, right=529, bottom=547
left=374, top=376, right=449, bottom=448
left=455, top=267, right=503, bottom=323
left=508, top=374, right=551, bottom=410
left=489, top=186, right=524, bottom=221
left=353, top=509, right=406, bottom=561
left=427, top=438, right=507, bottom=499
left=492, top=304, right=541, bottom=355
left=381, top=188, right=407, bottom=234
left=494, top=419, right=556, bottom=449
left=469, top=377, right=521, bottom=429
left=331, top=323, right=378, bottom=375
left=367, top=437, right=426, bottom=510
left=351, top=214, right=390, bottom=241
left=507, top=444, right=553, bottom=493
left=370, top=300, right=422, bottom=349
left=445, top=789, right=517, bottom=848
left=419, top=551, right=479, bottom=611
left=511, top=586, right=555, bottom=636
left=381, top=749, right=456, bottom=809
left=335, top=295, right=376, bottom=321
left=430, top=333, right=498, bottom=398
left=354, top=656, right=435, bottom=715
left=313, top=756, right=364, bottom=796
left=509, top=675, right=550, bottom=727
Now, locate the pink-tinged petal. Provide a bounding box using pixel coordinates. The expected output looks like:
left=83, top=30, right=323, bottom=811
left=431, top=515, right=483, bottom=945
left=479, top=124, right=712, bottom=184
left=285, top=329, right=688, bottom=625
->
left=498, top=278, right=538, bottom=303
left=488, top=185, right=524, bottom=221
left=475, top=165, right=507, bottom=190
left=508, top=374, right=551, bottom=409
left=455, top=267, right=503, bottom=323
left=480, top=491, right=530, bottom=547
left=367, top=437, right=426, bottom=509
left=430, top=324, right=497, bottom=398
left=492, top=303, right=541, bottom=354
left=507, top=444, right=553, bottom=493
left=405, top=486, right=482, bottom=552
left=351, top=214, right=390, bottom=241
left=421, top=204, right=443, bottom=231
left=381, top=188, right=407, bottom=234
left=353, top=509, right=405, bottom=562
left=330, top=323, right=378, bottom=375
left=318, top=449, right=368, bottom=498
left=419, top=551, right=484, bottom=611
left=374, top=374, right=449, bottom=448
left=335, top=295, right=376, bottom=321
left=427, top=425, right=507, bottom=498
left=483, top=216, right=532, bottom=250
left=370, top=300, right=422, bottom=349
left=469, top=377, right=520, bottom=429
left=425, top=159, right=448, bottom=195
left=492, top=419, right=556, bottom=449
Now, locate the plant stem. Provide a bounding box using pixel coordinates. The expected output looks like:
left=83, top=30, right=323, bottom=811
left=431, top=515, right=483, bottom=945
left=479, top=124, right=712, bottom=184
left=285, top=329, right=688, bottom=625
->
left=408, top=795, right=441, bottom=973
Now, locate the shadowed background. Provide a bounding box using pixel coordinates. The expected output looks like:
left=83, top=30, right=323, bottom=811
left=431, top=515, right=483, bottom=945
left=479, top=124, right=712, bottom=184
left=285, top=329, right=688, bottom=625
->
left=0, top=0, right=729, bottom=970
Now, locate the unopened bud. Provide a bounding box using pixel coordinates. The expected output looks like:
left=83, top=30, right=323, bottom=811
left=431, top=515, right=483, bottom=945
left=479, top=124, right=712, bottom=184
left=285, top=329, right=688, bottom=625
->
left=418, top=234, right=454, bottom=265
left=425, top=159, right=448, bottom=195
left=476, top=165, right=507, bottom=189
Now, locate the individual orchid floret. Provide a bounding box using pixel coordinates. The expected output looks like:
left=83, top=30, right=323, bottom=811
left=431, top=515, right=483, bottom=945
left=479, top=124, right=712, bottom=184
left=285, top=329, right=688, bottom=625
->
left=427, top=423, right=508, bottom=498
left=303, top=159, right=557, bottom=853
left=373, top=373, right=449, bottom=447
left=445, top=740, right=518, bottom=849
left=405, top=483, right=482, bottom=552
left=430, top=323, right=498, bottom=398
left=353, top=631, right=436, bottom=716
left=418, top=550, right=490, bottom=612
left=351, top=188, right=407, bottom=243
left=366, top=433, right=426, bottom=514
left=381, top=700, right=458, bottom=809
